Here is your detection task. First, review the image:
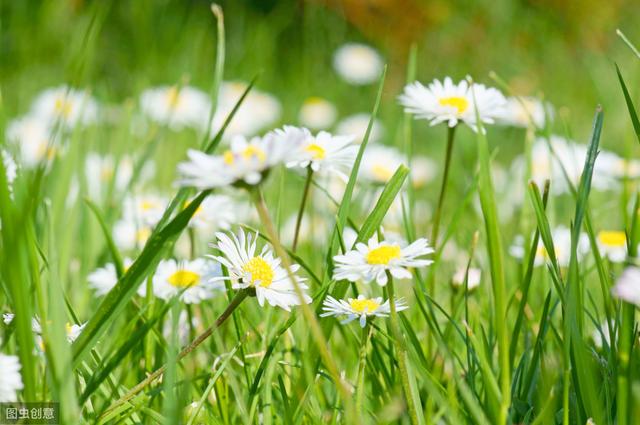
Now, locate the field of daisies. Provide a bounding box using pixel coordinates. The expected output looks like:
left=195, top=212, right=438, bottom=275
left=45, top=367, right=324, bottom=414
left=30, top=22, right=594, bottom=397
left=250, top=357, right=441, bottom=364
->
left=2, top=1, right=640, bottom=424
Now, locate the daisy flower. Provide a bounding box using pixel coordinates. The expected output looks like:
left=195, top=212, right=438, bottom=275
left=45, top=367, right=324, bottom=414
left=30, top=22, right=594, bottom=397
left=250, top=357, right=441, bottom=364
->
left=509, top=226, right=589, bottom=267
left=31, top=85, right=98, bottom=128
left=597, top=230, right=627, bottom=263
left=279, top=126, right=357, bottom=178
left=452, top=267, right=481, bottom=291
left=177, top=132, right=297, bottom=190
left=84, top=153, right=154, bottom=201
left=113, top=218, right=152, bottom=252
left=121, top=193, right=168, bottom=227
left=298, top=97, right=338, bottom=130
left=139, top=85, right=211, bottom=131
left=360, top=145, right=436, bottom=187
left=611, top=266, right=640, bottom=306
left=66, top=322, right=87, bottom=343
left=152, top=259, right=223, bottom=304
left=333, top=237, right=434, bottom=286
left=0, top=354, right=23, bottom=402
left=209, top=229, right=311, bottom=311
left=87, top=258, right=135, bottom=297
left=2, top=150, right=17, bottom=193
left=321, top=294, right=408, bottom=327
left=398, top=77, right=507, bottom=132
left=187, top=194, right=236, bottom=231
left=6, top=116, right=62, bottom=168
left=336, top=113, right=384, bottom=144
left=211, top=81, right=281, bottom=138
left=496, top=96, right=551, bottom=129
left=333, top=43, right=384, bottom=85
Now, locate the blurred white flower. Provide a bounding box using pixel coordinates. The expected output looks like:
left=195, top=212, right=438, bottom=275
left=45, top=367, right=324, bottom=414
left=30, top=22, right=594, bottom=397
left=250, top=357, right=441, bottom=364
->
left=209, top=229, right=311, bottom=311
left=0, top=353, right=23, bottom=402
left=88, top=258, right=135, bottom=297
left=187, top=194, right=236, bottom=231
left=66, top=322, right=86, bottom=343
left=121, top=193, right=168, bottom=227
left=333, top=237, right=433, bottom=286
left=592, top=320, right=614, bottom=349
left=84, top=153, right=153, bottom=201
left=509, top=226, right=589, bottom=267
left=452, top=267, right=481, bottom=290
left=333, top=43, right=384, bottom=85
left=140, top=85, right=211, bottom=131
left=31, top=85, right=98, bottom=128
left=298, top=97, right=338, bottom=130
left=336, top=113, right=384, bottom=144
left=597, top=230, right=627, bottom=263
left=163, top=310, right=199, bottom=346
left=212, top=81, right=281, bottom=138
left=321, top=294, right=407, bottom=327
left=359, top=145, right=436, bottom=187
left=177, top=133, right=299, bottom=189
left=612, top=266, right=640, bottom=306
left=280, top=126, right=357, bottom=179
left=152, top=258, right=223, bottom=304
left=2, top=150, right=17, bottom=193
left=113, top=218, right=152, bottom=252
left=399, top=77, right=507, bottom=132
left=497, top=96, right=551, bottom=128
left=6, top=116, right=62, bottom=168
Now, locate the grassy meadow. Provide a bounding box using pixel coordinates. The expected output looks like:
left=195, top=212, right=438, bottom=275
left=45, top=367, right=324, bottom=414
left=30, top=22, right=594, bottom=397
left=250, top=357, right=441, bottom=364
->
left=2, top=1, right=640, bottom=424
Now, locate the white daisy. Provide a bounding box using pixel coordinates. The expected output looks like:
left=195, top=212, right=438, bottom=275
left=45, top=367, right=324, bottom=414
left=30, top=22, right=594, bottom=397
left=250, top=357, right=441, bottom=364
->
left=597, top=230, right=627, bottom=263
left=279, top=126, right=357, bottom=178
left=321, top=294, right=407, bottom=327
left=359, top=145, right=436, bottom=187
left=211, top=81, right=281, bottom=138
left=612, top=266, right=640, bottom=306
left=398, top=77, right=507, bottom=132
left=6, top=115, right=62, bottom=168
left=121, top=193, right=168, bottom=227
left=0, top=353, right=23, bottom=402
left=66, top=322, right=86, bottom=343
left=177, top=132, right=298, bottom=189
left=139, top=85, right=211, bottom=131
left=497, top=96, right=551, bottom=128
left=2, top=313, right=15, bottom=325
left=87, top=258, right=135, bottom=297
left=336, top=113, right=384, bottom=144
left=2, top=150, right=17, bottom=193
left=592, top=320, right=614, bottom=349
left=163, top=310, right=199, bottom=346
left=113, top=218, right=152, bottom=252
left=333, top=43, right=384, bottom=85
left=509, top=226, right=589, bottom=267
left=298, top=97, right=338, bottom=130
left=31, top=85, right=98, bottom=128
left=452, top=267, right=481, bottom=290
left=152, top=259, right=223, bottom=304
left=84, top=153, right=153, bottom=201
left=209, top=229, right=311, bottom=311
left=333, top=237, right=434, bottom=286
left=187, top=194, right=236, bottom=231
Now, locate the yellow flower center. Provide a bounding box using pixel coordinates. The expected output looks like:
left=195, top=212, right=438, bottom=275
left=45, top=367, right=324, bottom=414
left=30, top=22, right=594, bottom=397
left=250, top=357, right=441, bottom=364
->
left=350, top=298, right=381, bottom=314
left=168, top=269, right=200, bottom=288
left=438, top=96, right=469, bottom=114
left=306, top=143, right=326, bottom=160
left=371, top=164, right=393, bottom=181
left=598, top=230, right=626, bottom=247
left=140, top=200, right=157, bottom=211
left=166, top=86, right=181, bottom=109
left=242, top=145, right=267, bottom=162
left=242, top=257, right=274, bottom=287
left=54, top=97, right=73, bottom=118
left=136, top=227, right=151, bottom=243
left=366, top=245, right=401, bottom=265
left=223, top=150, right=235, bottom=165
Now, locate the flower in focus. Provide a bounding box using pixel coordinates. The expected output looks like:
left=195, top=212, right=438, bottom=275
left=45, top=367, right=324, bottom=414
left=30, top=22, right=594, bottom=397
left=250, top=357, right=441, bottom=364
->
left=333, top=43, right=384, bottom=85
left=333, top=237, right=433, bottom=286
left=152, top=258, right=223, bottom=304
left=597, top=230, right=627, bottom=263
left=298, top=97, right=338, bottom=130
left=280, top=126, right=357, bottom=179
left=31, top=85, right=98, bottom=128
left=399, top=77, right=507, bottom=132
left=209, top=229, right=311, bottom=311
left=336, top=113, right=384, bottom=144
left=177, top=133, right=297, bottom=190
left=140, top=85, right=211, bottom=131
left=452, top=267, right=481, bottom=290
left=87, top=258, right=135, bottom=297
left=611, top=266, right=640, bottom=306
left=321, top=294, right=407, bottom=327
left=497, top=96, right=551, bottom=129
left=0, top=353, right=23, bottom=402
left=212, top=81, right=281, bottom=138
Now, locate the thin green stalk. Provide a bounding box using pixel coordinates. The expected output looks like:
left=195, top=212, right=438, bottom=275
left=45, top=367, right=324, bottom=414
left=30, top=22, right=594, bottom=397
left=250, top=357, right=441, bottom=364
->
left=430, top=125, right=456, bottom=249
left=386, top=271, right=424, bottom=425
left=292, top=167, right=314, bottom=252
left=250, top=186, right=357, bottom=422
left=355, top=324, right=373, bottom=417
left=98, top=289, right=249, bottom=420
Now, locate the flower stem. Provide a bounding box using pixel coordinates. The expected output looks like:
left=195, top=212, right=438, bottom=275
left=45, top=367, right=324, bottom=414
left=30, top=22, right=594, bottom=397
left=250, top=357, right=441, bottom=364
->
left=386, top=271, right=423, bottom=425
left=355, top=324, right=373, bottom=416
left=292, top=167, right=314, bottom=252
left=98, top=289, right=249, bottom=420
left=251, top=186, right=357, bottom=422
left=430, top=125, right=456, bottom=247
